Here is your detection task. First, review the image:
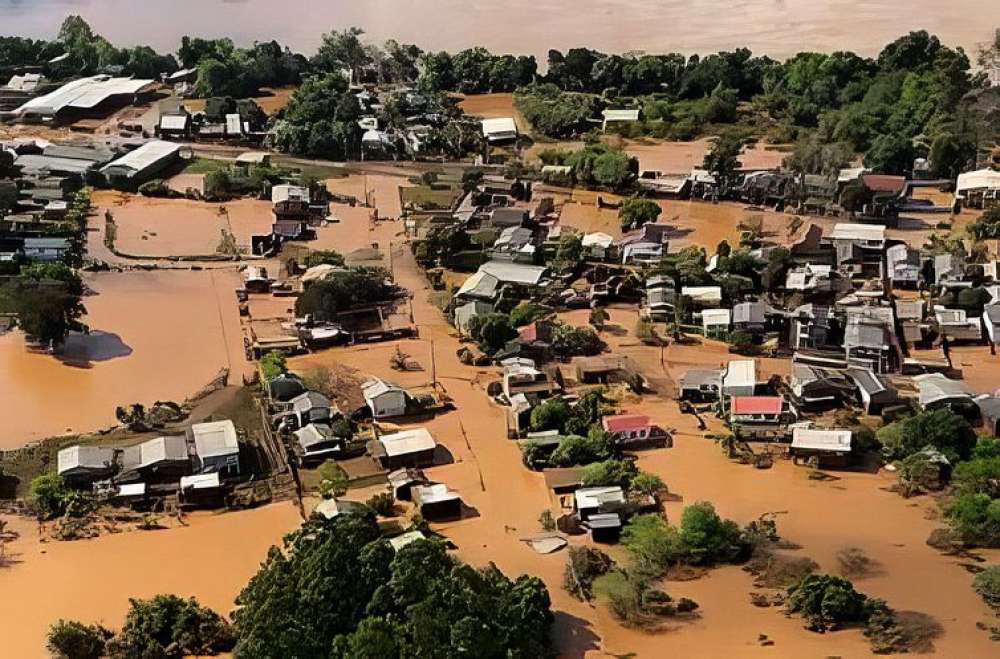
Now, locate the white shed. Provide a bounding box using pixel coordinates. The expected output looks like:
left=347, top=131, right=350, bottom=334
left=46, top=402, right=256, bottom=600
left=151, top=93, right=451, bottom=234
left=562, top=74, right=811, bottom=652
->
left=722, top=359, right=757, bottom=397
left=362, top=378, right=408, bottom=418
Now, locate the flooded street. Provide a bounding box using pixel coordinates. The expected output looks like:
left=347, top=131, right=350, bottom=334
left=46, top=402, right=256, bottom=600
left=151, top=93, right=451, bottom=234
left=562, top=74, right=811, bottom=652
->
left=3, top=1, right=998, bottom=62
left=0, top=269, right=249, bottom=448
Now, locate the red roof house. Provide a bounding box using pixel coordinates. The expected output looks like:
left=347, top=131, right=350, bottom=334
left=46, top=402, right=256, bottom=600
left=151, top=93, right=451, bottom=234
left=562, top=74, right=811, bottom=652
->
left=730, top=396, right=784, bottom=416
left=601, top=414, right=671, bottom=449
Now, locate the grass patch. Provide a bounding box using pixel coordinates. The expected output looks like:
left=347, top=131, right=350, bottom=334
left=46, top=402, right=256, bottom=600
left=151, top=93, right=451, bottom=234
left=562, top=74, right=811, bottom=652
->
left=181, top=158, right=230, bottom=175
left=400, top=185, right=461, bottom=211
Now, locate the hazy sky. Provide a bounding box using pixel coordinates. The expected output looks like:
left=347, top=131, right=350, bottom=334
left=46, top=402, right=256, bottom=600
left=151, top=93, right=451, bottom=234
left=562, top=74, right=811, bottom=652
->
left=2, top=0, right=998, bottom=61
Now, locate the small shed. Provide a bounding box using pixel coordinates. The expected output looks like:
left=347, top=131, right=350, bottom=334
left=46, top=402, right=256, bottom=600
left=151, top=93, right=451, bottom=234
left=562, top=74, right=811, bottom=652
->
left=574, top=486, right=626, bottom=521
left=190, top=420, right=240, bottom=474
left=413, top=483, right=462, bottom=520
left=370, top=427, right=437, bottom=470
left=701, top=309, right=731, bottom=338
left=388, top=468, right=428, bottom=501
left=293, top=423, right=342, bottom=462
left=586, top=512, right=622, bottom=543
left=362, top=378, right=408, bottom=419
left=56, top=445, right=115, bottom=485
left=119, top=435, right=192, bottom=482
left=790, top=428, right=853, bottom=468
left=722, top=359, right=757, bottom=397
left=481, top=117, right=518, bottom=143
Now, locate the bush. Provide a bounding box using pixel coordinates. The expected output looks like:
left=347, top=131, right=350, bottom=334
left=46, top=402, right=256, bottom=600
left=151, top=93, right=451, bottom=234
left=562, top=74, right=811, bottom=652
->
left=259, top=351, right=287, bottom=383
left=551, top=324, right=604, bottom=359
left=564, top=546, right=615, bottom=601
left=619, top=198, right=662, bottom=231
left=630, top=472, right=666, bottom=498
left=786, top=574, right=871, bottom=631
left=30, top=473, right=70, bottom=520
left=47, top=620, right=111, bottom=659
left=549, top=432, right=615, bottom=467
left=877, top=409, right=977, bottom=463
left=366, top=492, right=395, bottom=517
left=107, top=594, right=235, bottom=657
left=946, top=493, right=1000, bottom=546
left=317, top=460, right=349, bottom=498
left=973, top=565, right=1000, bottom=611
left=508, top=302, right=549, bottom=327
left=679, top=501, right=745, bottom=565
left=580, top=459, right=638, bottom=489
left=620, top=514, right=686, bottom=576
left=301, top=250, right=345, bottom=269
left=530, top=398, right=571, bottom=433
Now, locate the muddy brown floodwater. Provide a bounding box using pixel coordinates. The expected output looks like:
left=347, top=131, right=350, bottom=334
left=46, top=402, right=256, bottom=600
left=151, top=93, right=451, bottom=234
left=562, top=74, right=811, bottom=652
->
left=0, top=269, right=250, bottom=448
left=0, top=503, right=302, bottom=657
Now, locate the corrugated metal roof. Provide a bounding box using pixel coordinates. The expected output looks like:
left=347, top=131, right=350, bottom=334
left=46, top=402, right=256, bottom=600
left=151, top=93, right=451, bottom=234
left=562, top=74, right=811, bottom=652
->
left=480, top=260, right=548, bottom=285
left=481, top=117, right=517, bottom=138
left=191, top=420, right=239, bottom=459
left=101, top=140, right=180, bottom=175
left=791, top=428, right=852, bottom=452
left=379, top=427, right=436, bottom=457
left=830, top=223, right=885, bottom=242
left=16, top=75, right=156, bottom=115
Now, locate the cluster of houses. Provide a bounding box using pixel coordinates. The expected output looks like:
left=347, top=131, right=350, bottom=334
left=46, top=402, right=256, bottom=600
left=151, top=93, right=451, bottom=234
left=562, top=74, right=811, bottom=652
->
left=56, top=419, right=242, bottom=508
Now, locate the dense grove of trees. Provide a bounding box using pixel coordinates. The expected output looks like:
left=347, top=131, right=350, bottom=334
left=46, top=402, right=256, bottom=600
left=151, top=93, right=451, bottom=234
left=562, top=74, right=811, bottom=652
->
left=294, top=267, right=398, bottom=321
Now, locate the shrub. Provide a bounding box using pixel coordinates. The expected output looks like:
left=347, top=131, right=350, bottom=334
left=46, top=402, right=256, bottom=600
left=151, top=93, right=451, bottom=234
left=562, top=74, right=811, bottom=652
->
left=366, top=492, right=395, bottom=517
left=580, top=459, right=638, bottom=489
left=317, top=460, right=349, bottom=498
left=508, top=302, right=549, bottom=327
left=786, top=574, right=871, bottom=631
left=973, top=565, right=1000, bottom=611
left=551, top=324, right=604, bottom=358
left=679, top=501, right=745, bottom=565
left=877, top=409, right=976, bottom=463
left=30, top=473, right=70, bottom=520
left=259, top=351, right=287, bottom=383
left=629, top=472, right=666, bottom=498
left=47, top=620, right=111, bottom=659
left=563, top=546, right=615, bottom=601
left=619, top=197, right=662, bottom=231
left=946, top=493, right=1000, bottom=546
left=530, top=398, right=571, bottom=433
left=107, top=595, right=235, bottom=657
left=301, top=249, right=345, bottom=269
left=549, top=432, right=614, bottom=467
left=621, top=514, right=686, bottom=575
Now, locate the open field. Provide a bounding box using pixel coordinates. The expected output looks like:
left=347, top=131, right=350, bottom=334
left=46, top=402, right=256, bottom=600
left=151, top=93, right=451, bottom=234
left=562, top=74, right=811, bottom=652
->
left=0, top=269, right=250, bottom=448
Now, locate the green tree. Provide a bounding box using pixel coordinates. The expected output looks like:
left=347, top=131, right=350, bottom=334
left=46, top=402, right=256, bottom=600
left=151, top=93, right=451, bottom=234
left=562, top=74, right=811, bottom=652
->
left=563, top=546, right=615, bottom=601
left=47, top=620, right=111, bottom=659
left=702, top=131, right=743, bottom=192
left=620, top=514, right=686, bottom=575
left=259, top=351, right=287, bottom=382
left=619, top=198, right=662, bottom=231
left=107, top=595, right=234, bottom=658
left=863, top=132, right=915, bottom=175
left=946, top=493, right=1000, bottom=546
left=29, top=473, right=70, bottom=520
left=470, top=313, right=518, bottom=354
left=312, top=27, right=371, bottom=82
left=679, top=501, right=744, bottom=565
left=877, top=409, right=977, bottom=463
left=551, top=324, right=603, bottom=359
left=580, top=458, right=638, bottom=488
left=786, top=574, right=872, bottom=631
left=530, top=398, right=571, bottom=433
left=973, top=565, right=1000, bottom=611
left=330, top=617, right=401, bottom=659
left=630, top=472, right=666, bottom=498
left=968, top=208, right=1000, bottom=241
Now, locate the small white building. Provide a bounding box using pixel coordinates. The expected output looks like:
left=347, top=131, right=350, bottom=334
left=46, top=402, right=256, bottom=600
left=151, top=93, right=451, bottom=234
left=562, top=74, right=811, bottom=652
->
left=701, top=308, right=731, bottom=338
left=722, top=359, right=757, bottom=397
left=601, top=108, right=640, bottom=130
left=481, top=117, right=518, bottom=143
left=56, top=445, right=115, bottom=483
left=362, top=378, right=408, bottom=419
left=371, top=427, right=437, bottom=470
left=190, top=420, right=240, bottom=473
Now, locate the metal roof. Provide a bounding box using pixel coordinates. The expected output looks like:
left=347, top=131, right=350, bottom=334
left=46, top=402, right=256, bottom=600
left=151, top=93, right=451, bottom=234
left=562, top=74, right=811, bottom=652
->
left=956, top=169, right=1000, bottom=196
left=602, top=109, right=640, bottom=122
left=191, top=420, right=239, bottom=459
left=602, top=414, right=651, bottom=433
left=413, top=483, right=460, bottom=505
left=120, top=435, right=189, bottom=471
left=723, top=359, right=756, bottom=389
left=791, top=428, right=852, bottom=452
left=16, top=75, right=156, bottom=116
left=575, top=486, right=625, bottom=509
left=57, top=445, right=115, bottom=475
left=701, top=308, right=731, bottom=327
left=14, top=153, right=98, bottom=174
left=101, top=140, right=180, bottom=175
left=378, top=427, right=436, bottom=457
left=159, top=114, right=189, bottom=130
left=272, top=184, right=310, bottom=204
left=731, top=396, right=783, bottom=415
left=481, top=117, right=517, bottom=138
left=913, top=373, right=972, bottom=408
left=479, top=260, right=548, bottom=286
left=830, top=223, right=885, bottom=242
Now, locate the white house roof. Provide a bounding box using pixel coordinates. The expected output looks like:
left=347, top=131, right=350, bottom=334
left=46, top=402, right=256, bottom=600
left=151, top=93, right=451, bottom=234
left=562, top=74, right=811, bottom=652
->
left=362, top=378, right=405, bottom=400
left=913, top=373, right=972, bottom=408
left=272, top=184, right=310, bottom=204
left=581, top=232, right=614, bottom=248
left=838, top=167, right=867, bottom=183
left=117, top=483, right=147, bottom=497
left=159, top=114, right=189, bottom=130
left=293, top=423, right=333, bottom=450
left=574, top=486, right=626, bottom=509
left=481, top=117, right=517, bottom=138
left=791, top=428, right=852, bottom=453
left=101, top=140, right=180, bottom=175
left=479, top=261, right=548, bottom=286
left=701, top=308, right=731, bottom=327
left=57, top=445, right=115, bottom=475
left=180, top=472, right=221, bottom=490
left=723, top=359, right=757, bottom=389
left=683, top=286, right=722, bottom=304
left=191, top=420, right=239, bottom=459
left=830, top=223, right=885, bottom=243
left=16, top=75, right=156, bottom=116
left=413, top=483, right=460, bottom=505
left=121, top=435, right=190, bottom=471
left=388, top=530, right=426, bottom=551
left=455, top=270, right=500, bottom=299
left=956, top=169, right=1000, bottom=196
left=378, top=427, right=436, bottom=457
left=602, top=109, right=640, bottom=122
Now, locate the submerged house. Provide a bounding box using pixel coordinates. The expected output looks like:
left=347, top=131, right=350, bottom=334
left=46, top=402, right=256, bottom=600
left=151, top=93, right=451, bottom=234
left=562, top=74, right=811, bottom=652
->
left=56, top=445, right=115, bottom=486
left=100, top=140, right=182, bottom=187
left=370, top=427, right=437, bottom=470
left=118, top=435, right=192, bottom=483
left=293, top=423, right=345, bottom=462
left=601, top=414, right=671, bottom=449
left=828, top=223, right=886, bottom=278
left=190, top=420, right=241, bottom=475
left=722, top=359, right=757, bottom=397
left=790, top=428, right=853, bottom=468
left=271, top=184, right=311, bottom=239
left=412, top=483, right=462, bottom=520
left=679, top=368, right=722, bottom=401
left=913, top=373, right=977, bottom=416
left=362, top=378, right=409, bottom=419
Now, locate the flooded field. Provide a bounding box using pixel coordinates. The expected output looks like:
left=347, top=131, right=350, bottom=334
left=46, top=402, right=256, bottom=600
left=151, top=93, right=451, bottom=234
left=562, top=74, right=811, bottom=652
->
left=5, top=2, right=997, bottom=64
left=0, top=269, right=249, bottom=448
left=0, top=502, right=302, bottom=657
